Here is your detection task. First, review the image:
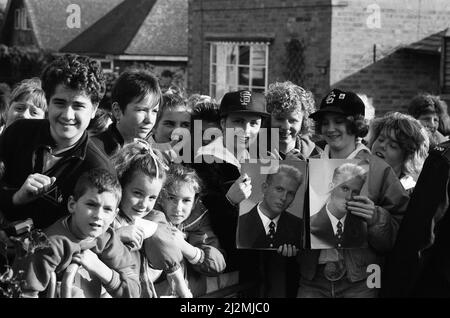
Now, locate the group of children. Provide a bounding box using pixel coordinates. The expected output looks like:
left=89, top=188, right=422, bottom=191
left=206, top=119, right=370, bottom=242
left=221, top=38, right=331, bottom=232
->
left=0, top=52, right=447, bottom=298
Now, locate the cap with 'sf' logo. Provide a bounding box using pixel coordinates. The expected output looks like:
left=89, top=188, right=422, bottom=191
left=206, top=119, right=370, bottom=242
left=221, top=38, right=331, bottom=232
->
left=310, top=88, right=365, bottom=120
left=219, top=90, right=269, bottom=118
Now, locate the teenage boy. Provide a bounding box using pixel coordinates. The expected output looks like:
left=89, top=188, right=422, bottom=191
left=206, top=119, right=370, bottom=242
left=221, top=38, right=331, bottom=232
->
left=0, top=54, right=114, bottom=230
left=194, top=90, right=269, bottom=275
left=92, top=69, right=161, bottom=157
left=15, top=168, right=140, bottom=298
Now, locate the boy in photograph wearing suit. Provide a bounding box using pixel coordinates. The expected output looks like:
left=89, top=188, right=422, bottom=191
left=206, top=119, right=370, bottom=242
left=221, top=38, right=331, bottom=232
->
left=237, top=164, right=303, bottom=250
left=237, top=163, right=304, bottom=297
left=310, top=163, right=367, bottom=250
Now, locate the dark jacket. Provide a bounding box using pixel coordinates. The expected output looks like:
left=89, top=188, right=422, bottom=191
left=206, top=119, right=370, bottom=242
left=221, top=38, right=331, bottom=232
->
left=310, top=205, right=367, bottom=249
left=383, top=142, right=450, bottom=297
left=237, top=204, right=303, bottom=249
left=237, top=204, right=303, bottom=298
left=193, top=160, right=241, bottom=270
left=0, top=119, right=115, bottom=229
left=91, top=124, right=124, bottom=157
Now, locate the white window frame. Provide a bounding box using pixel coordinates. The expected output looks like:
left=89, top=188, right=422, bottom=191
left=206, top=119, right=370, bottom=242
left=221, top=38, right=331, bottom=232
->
left=14, top=8, right=29, bottom=30
left=209, top=41, right=269, bottom=100
left=97, top=58, right=114, bottom=73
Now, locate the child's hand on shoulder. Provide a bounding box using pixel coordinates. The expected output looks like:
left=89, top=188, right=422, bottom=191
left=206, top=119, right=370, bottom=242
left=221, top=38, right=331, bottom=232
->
left=116, top=225, right=144, bottom=250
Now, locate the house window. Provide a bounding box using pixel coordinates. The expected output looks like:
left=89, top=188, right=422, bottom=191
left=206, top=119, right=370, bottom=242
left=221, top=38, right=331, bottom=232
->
left=210, top=42, right=269, bottom=100
left=14, top=8, right=30, bottom=30
left=98, top=59, right=114, bottom=73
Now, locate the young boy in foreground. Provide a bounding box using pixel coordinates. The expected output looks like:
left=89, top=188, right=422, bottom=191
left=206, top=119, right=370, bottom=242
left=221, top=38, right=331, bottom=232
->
left=15, top=169, right=140, bottom=298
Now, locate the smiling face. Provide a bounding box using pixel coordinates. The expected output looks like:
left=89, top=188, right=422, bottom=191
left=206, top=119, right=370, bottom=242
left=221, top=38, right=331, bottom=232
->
left=261, top=173, right=299, bottom=217
left=48, top=84, right=98, bottom=150
left=320, top=113, right=356, bottom=157
left=68, top=188, right=119, bottom=240
left=371, top=129, right=405, bottom=176
left=6, top=97, right=46, bottom=127
left=115, top=93, right=159, bottom=142
left=222, top=112, right=262, bottom=152
left=120, top=171, right=164, bottom=221
left=162, top=182, right=196, bottom=226
left=271, top=111, right=303, bottom=152
left=153, top=106, right=191, bottom=143
left=328, top=175, right=365, bottom=219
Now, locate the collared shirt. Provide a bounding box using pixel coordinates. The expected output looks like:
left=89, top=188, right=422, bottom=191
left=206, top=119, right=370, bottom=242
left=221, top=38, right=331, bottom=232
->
left=325, top=203, right=346, bottom=235
left=256, top=202, right=281, bottom=235
left=320, top=142, right=370, bottom=159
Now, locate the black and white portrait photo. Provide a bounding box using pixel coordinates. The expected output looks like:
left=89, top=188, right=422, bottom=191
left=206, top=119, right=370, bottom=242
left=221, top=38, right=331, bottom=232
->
left=309, top=159, right=369, bottom=249
left=237, top=160, right=306, bottom=250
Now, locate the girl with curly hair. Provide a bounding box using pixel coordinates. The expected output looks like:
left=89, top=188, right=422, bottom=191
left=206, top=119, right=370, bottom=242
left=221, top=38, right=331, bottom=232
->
left=265, top=81, right=321, bottom=159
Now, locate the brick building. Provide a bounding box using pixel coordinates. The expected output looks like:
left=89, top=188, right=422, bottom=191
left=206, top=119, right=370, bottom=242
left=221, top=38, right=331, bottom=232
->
left=188, top=0, right=450, bottom=114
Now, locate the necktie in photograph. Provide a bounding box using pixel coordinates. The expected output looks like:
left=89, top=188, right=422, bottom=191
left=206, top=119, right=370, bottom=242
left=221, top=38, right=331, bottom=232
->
left=268, top=221, right=276, bottom=238
left=336, top=221, right=343, bottom=238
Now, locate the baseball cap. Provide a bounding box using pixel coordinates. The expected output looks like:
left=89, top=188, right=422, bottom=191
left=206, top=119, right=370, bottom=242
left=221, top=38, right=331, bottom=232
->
left=219, top=90, right=269, bottom=118
left=310, top=89, right=365, bottom=120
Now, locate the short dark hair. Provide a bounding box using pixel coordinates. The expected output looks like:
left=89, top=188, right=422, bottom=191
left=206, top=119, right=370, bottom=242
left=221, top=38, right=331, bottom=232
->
left=192, top=100, right=220, bottom=124
left=88, top=107, right=113, bottom=136
left=408, top=94, right=447, bottom=118
left=41, top=54, right=106, bottom=105
left=72, top=168, right=122, bottom=205
left=111, top=68, right=161, bottom=113
left=315, top=114, right=369, bottom=138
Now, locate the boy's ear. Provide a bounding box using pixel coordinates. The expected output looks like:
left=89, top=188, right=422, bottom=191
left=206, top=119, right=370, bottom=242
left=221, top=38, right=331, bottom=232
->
left=220, top=117, right=226, bottom=131
left=111, top=102, right=122, bottom=122
left=91, top=103, right=99, bottom=119
left=67, top=195, right=76, bottom=214
left=261, top=181, right=268, bottom=194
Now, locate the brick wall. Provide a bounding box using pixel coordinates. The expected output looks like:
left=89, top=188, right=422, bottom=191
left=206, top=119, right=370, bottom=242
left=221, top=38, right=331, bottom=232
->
left=331, top=0, right=450, bottom=114
left=188, top=0, right=332, bottom=103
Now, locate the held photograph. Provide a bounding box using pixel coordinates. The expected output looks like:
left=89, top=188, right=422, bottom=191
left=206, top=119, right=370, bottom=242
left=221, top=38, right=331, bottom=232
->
left=309, top=159, right=370, bottom=250
left=236, top=160, right=306, bottom=250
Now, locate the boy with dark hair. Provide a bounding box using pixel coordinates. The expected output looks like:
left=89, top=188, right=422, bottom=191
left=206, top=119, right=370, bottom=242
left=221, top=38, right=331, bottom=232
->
left=92, top=69, right=161, bottom=157
left=408, top=94, right=449, bottom=148
left=15, top=168, right=140, bottom=298
left=0, top=54, right=114, bottom=230
left=191, top=99, right=221, bottom=146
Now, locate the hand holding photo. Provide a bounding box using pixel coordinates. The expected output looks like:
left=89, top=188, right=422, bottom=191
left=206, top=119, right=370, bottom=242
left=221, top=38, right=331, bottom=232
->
left=309, top=159, right=370, bottom=249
